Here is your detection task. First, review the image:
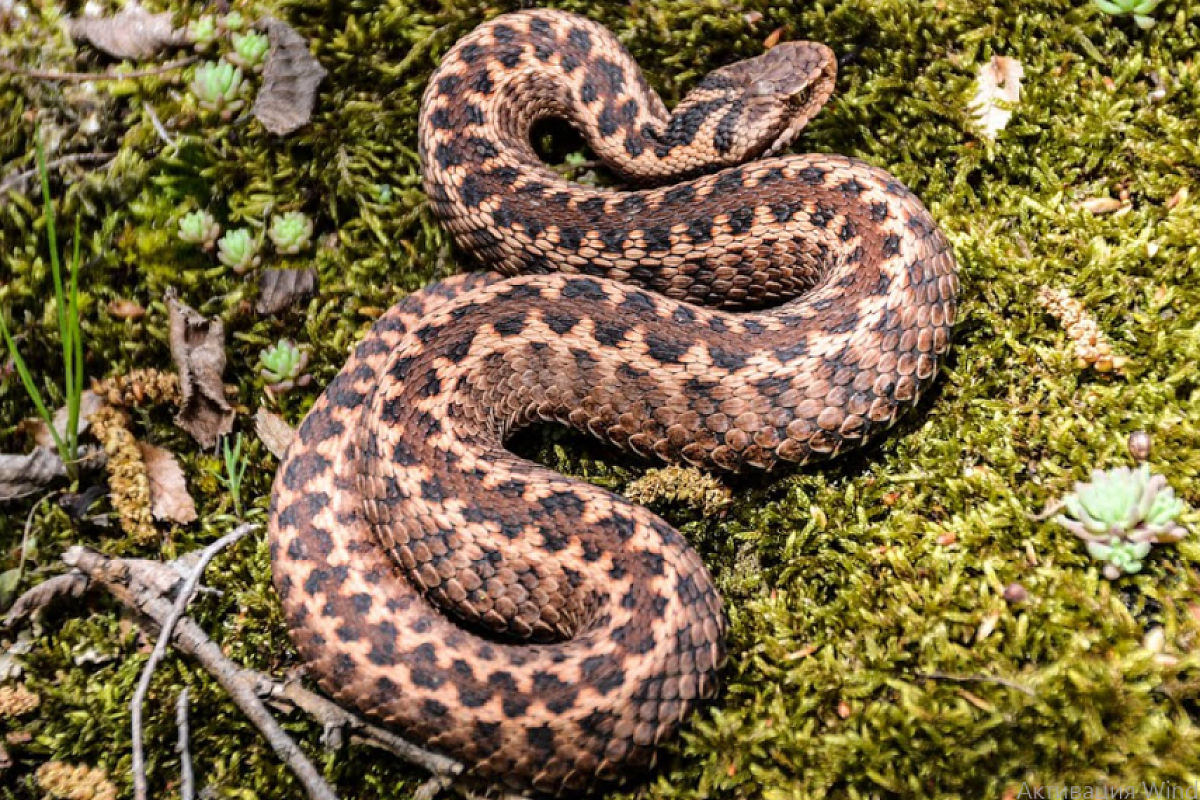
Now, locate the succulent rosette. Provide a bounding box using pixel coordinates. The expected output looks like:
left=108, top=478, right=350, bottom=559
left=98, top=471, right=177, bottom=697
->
left=259, top=340, right=311, bottom=394
left=1056, top=465, right=1189, bottom=579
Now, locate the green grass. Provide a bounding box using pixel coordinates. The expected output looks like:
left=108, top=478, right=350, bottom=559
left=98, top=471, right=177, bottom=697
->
left=0, top=135, right=85, bottom=480
left=1, top=0, right=1199, bottom=799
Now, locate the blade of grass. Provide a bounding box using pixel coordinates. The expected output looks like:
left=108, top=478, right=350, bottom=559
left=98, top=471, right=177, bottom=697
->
left=0, top=316, right=68, bottom=462
left=67, top=217, right=83, bottom=462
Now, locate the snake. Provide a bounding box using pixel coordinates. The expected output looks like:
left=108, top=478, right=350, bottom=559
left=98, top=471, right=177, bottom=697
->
left=268, top=8, right=958, bottom=797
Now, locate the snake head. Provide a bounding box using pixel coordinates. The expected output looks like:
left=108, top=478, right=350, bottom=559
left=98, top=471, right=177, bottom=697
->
left=668, top=40, right=836, bottom=168
left=720, top=41, right=837, bottom=157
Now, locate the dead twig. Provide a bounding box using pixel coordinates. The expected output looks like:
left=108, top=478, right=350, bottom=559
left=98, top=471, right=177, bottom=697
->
left=0, top=55, right=196, bottom=83
left=142, top=101, right=177, bottom=148
left=26, top=542, right=469, bottom=799
left=266, top=674, right=462, bottom=778
left=3, top=571, right=91, bottom=627
left=131, top=524, right=256, bottom=800
left=177, top=688, right=195, bottom=800
left=0, top=152, right=116, bottom=197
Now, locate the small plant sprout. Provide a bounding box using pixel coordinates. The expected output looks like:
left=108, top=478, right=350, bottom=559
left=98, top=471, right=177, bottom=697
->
left=216, top=228, right=261, bottom=273
left=186, top=15, right=219, bottom=52
left=178, top=210, right=220, bottom=251
left=218, top=11, right=247, bottom=33
left=1055, top=464, right=1190, bottom=579
left=1093, top=0, right=1161, bottom=29
left=259, top=340, right=311, bottom=394
left=268, top=211, right=314, bottom=255
left=189, top=60, right=247, bottom=118
left=0, top=135, right=85, bottom=480
left=228, top=31, right=270, bottom=72
left=217, top=433, right=250, bottom=518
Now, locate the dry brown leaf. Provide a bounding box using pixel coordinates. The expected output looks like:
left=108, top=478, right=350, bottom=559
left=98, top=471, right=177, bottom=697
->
left=0, top=447, right=67, bottom=501
left=21, top=390, right=105, bottom=450
left=255, top=407, right=296, bottom=460
left=252, top=17, right=328, bottom=136
left=970, top=56, right=1023, bottom=140
left=1075, top=197, right=1125, bottom=215
left=137, top=442, right=197, bottom=524
left=256, top=267, right=318, bottom=315
left=167, top=291, right=235, bottom=449
left=68, top=3, right=187, bottom=60
left=763, top=28, right=784, bottom=49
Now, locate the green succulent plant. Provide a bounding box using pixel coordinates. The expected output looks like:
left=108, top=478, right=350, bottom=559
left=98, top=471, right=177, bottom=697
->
left=216, top=228, right=261, bottom=273
left=228, top=31, right=270, bottom=72
left=178, top=210, right=220, bottom=250
left=189, top=60, right=246, bottom=117
left=219, top=11, right=247, bottom=32
left=186, top=15, right=219, bottom=52
left=259, top=339, right=311, bottom=394
left=268, top=211, right=314, bottom=255
left=1055, top=465, right=1189, bottom=579
left=1093, top=0, right=1161, bottom=29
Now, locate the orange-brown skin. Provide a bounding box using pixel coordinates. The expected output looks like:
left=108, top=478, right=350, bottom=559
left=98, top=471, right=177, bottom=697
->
left=268, top=9, right=959, bottom=797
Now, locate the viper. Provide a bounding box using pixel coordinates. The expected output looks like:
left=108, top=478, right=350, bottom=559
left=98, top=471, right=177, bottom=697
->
left=268, top=8, right=958, bottom=796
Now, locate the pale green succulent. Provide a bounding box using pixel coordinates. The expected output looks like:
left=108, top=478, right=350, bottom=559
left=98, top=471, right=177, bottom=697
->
left=268, top=212, right=314, bottom=255
left=259, top=340, right=311, bottom=393
left=1093, top=0, right=1161, bottom=29
left=216, top=228, right=261, bottom=273
left=190, top=60, right=246, bottom=117
left=228, top=31, right=270, bottom=72
left=219, top=11, right=247, bottom=32
left=178, top=210, right=220, bottom=250
left=187, top=15, right=219, bottom=52
left=1056, top=464, right=1189, bottom=579
left=1085, top=540, right=1152, bottom=580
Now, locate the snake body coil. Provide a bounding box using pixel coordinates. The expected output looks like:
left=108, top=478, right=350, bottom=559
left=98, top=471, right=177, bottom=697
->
left=269, top=9, right=958, bottom=796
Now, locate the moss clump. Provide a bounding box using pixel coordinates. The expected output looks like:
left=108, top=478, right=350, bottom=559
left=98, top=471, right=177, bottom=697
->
left=1, top=0, right=1199, bottom=799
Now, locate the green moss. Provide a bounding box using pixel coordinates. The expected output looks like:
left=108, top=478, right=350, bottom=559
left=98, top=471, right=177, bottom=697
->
left=2, top=0, right=1200, bottom=798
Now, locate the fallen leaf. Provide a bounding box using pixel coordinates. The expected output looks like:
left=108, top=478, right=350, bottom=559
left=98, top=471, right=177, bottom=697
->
left=256, top=267, right=318, bottom=315
left=763, top=27, right=784, bottom=49
left=976, top=610, right=1002, bottom=642
left=21, top=390, right=104, bottom=450
left=68, top=2, right=187, bottom=60
left=956, top=688, right=994, bottom=712
left=1075, top=197, right=1125, bottom=214
left=255, top=407, right=296, bottom=460
left=253, top=17, right=328, bottom=136
left=168, top=291, right=235, bottom=449
left=970, top=56, right=1023, bottom=140
left=108, top=298, right=146, bottom=320
left=137, top=442, right=197, bottom=524
left=0, top=447, right=68, bottom=502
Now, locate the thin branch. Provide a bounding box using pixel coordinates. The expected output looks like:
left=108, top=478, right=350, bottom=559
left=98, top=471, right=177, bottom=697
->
left=0, top=55, right=197, bottom=83
left=0, top=152, right=116, bottom=197
left=142, top=101, right=177, bottom=148
left=266, top=674, right=462, bottom=778
left=58, top=544, right=340, bottom=800
left=132, top=524, right=256, bottom=800
left=3, top=570, right=91, bottom=628
left=914, top=670, right=1038, bottom=698
left=10, top=543, right=492, bottom=800
left=177, top=687, right=195, bottom=800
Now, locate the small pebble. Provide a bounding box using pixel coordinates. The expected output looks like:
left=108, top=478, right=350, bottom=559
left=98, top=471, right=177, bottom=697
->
left=1127, top=431, right=1152, bottom=462
left=1003, top=583, right=1029, bottom=604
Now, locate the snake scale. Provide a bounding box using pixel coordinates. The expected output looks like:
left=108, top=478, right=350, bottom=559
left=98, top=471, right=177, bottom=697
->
left=268, top=8, right=958, bottom=796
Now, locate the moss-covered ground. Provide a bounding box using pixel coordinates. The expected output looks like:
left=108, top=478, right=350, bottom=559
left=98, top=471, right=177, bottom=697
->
left=3, top=0, right=1200, bottom=797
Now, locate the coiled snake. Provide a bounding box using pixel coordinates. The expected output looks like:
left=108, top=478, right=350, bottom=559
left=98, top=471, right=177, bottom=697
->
left=268, top=8, right=958, bottom=796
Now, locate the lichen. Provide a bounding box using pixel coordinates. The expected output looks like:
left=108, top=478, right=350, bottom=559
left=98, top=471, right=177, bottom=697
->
left=1, top=0, right=1199, bottom=798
